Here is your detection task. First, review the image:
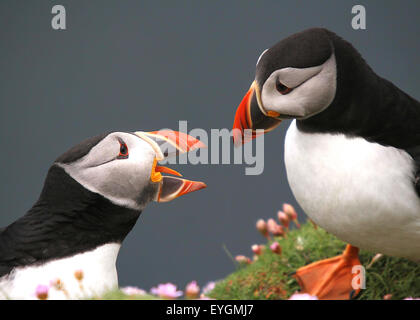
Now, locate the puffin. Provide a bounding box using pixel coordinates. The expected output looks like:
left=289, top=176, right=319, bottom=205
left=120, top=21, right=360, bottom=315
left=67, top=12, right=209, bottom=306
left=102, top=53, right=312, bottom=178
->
left=232, top=28, right=420, bottom=299
left=0, top=130, right=206, bottom=299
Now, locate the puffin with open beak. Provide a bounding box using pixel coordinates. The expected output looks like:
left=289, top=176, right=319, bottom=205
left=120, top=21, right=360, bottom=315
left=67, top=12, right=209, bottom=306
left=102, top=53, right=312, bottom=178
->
left=233, top=28, right=420, bottom=299
left=0, top=130, right=206, bottom=299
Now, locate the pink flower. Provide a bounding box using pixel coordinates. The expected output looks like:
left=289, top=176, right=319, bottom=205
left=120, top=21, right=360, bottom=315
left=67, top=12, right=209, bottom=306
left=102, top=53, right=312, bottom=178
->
left=35, top=284, right=49, bottom=300
left=270, top=241, right=282, bottom=254
left=267, top=219, right=284, bottom=237
left=49, top=278, right=63, bottom=290
left=185, top=281, right=200, bottom=299
left=251, top=244, right=263, bottom=255
left=256, top=219, right=269, bottom=238
left=235, top=255, right=251, bottom=264
left=404, top=297, right=420, bottom=300
left=283, top=203, right=300, bottom=228
left=289, top=293, right=318, bottom=300
left=277, top=210, right=290, bottom=229
left=199, top=293, right=215, bottom=300
left=202, top=281, right=216, bottom=294
left=150, top=283, right=183, bottom=299
left=121, top=286, right=147, bottom=296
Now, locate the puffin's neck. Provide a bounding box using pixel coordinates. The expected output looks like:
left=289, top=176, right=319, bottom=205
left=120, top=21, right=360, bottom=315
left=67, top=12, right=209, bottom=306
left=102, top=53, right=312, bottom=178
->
left=297, top=31, right=420, bottom=150
left=0, top=166, right=141, bottom=275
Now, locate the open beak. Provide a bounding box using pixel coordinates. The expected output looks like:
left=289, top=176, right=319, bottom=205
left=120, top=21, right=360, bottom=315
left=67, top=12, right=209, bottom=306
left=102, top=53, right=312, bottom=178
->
left=135, top=130, right=207, bottom=202
left=232, top=81, right=282, bottom=146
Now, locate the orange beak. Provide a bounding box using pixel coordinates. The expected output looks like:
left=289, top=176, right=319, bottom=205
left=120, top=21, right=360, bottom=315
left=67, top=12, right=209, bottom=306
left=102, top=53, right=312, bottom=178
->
left=232, top=82, right=282, bottom=146
left=157, top=176, right=207, bottom=202
left=135, top=130, right=207, bottom=203
left=232, top=86, right=255, bottom=145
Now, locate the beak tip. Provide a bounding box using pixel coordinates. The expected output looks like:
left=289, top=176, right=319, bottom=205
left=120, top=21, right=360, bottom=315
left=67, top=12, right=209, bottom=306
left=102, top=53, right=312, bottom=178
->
left=189, top=181, right=207, bottom=193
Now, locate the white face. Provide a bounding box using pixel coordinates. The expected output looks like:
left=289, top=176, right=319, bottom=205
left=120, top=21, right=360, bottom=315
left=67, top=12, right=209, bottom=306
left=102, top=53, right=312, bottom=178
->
left=260, top=53, right=337, bottom=119
left=58, top=132, right=159, bottom=210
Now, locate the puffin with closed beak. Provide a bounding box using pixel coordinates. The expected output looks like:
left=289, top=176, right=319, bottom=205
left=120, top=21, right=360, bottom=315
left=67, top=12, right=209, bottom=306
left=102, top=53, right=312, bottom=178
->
left=233, top=28, right=420, bottom=299
left=0, top=130, right=206, bottom=299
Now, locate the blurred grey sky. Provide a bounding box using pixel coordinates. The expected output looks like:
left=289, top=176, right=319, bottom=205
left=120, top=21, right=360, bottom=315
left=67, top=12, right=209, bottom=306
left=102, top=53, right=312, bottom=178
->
left=1, top=1, right=419, bottom=290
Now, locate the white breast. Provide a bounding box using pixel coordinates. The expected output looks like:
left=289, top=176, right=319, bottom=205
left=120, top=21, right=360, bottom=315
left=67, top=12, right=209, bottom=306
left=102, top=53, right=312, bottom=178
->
left=0, top=243, right=120, bottom=300
left=285, top=120, right=420, bottom=261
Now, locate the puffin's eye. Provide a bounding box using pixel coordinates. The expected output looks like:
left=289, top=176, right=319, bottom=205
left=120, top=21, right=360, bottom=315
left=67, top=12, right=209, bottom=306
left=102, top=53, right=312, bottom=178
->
left=117, top=142, right=129, bottom=159
left=276, top=79, right=293, bottom=95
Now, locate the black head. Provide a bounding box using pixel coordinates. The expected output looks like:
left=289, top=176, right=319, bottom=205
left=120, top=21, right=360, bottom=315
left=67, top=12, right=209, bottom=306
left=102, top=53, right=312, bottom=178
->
left=233, top=28, right=374, bottom=144
left=0, top=131, right=206, bottom=275
left=256, top=28, right=333, bottom=86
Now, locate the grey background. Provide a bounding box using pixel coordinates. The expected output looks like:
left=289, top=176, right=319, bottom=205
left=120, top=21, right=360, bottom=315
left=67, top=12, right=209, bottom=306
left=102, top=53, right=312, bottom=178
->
left=1, top=1, right=419, bottom=291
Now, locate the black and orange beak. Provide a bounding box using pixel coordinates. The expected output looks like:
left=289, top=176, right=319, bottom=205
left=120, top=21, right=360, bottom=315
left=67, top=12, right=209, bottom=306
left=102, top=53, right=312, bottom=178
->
left=232, top=81, right=282, bottom=146
left=135, top=130, right=207, bottom=203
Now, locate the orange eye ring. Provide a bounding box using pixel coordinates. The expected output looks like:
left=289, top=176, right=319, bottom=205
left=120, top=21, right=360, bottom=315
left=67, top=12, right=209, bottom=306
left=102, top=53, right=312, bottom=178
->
left=117, top=142, right=129, bottom=159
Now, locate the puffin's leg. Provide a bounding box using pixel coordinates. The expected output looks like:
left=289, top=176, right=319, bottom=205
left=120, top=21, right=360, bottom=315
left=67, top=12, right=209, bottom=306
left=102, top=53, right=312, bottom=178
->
left=292, top=245, right=362, bottom=300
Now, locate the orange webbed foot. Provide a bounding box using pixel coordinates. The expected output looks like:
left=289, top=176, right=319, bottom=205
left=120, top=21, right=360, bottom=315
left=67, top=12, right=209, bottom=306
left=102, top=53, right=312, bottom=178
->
left=292, top=245, right=362, bottom=300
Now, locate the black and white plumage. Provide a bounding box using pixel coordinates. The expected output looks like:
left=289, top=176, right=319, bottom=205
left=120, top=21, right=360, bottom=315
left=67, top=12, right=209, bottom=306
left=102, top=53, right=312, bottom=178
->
left=233, top=28, right=420, bottom=261
left=0, top=131, right=206, bottom=299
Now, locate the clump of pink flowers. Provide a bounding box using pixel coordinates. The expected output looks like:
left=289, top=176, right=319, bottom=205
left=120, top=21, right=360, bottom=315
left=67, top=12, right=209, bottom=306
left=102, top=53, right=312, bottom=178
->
left=232, top=204, right=301, bottom=268
left=202, top=281, right=216, bottom=295
left=185, top=281, right=200, bottom=299
left=235, top=255, right=252, bottom=264
left=150, top=283, right=183, bottom=299
left=255, top=204, right=300, bottom=242
left=35, top=284, right=49, bottom=300
left=146, top=280, right=216, bottom=300
left=121, top=286, right=147, bottom=296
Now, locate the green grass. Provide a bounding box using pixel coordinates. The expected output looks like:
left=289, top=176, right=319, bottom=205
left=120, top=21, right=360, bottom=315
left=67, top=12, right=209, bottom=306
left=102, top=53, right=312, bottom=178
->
left=92, top=290, right=159, bottom=300
left=208, top=223, right=420, bottom=300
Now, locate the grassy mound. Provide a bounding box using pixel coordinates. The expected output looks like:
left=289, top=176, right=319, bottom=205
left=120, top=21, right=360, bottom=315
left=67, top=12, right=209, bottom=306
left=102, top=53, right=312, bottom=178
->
left=208, top=223, right=420, bottom=300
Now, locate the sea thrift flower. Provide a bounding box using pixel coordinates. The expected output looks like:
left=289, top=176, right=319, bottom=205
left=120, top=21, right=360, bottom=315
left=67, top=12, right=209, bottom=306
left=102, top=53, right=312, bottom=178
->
left=270, top=241, right=282, bottom=255
left=35, top=284, right=49, bottom=300
left=49, top=278, right=70, bottom=298
left=283, top=203, right=300, bottom=228
left=185, top=281, right=200, bottom=299
left=121, top=286, right=147, bottom=296
left=267, top=219, right=284, bottom=237
left=202, top=281, right=216, bottom=294
left=235, top=255, right=251, bottom=264
left=50, top=278, right=63, bottom=290
left=367, top=253, right=383, bottom=269
left=150, top=283, right=183, bottom=299
left=256, top=219, right=269, bottom=238
left=277, top=210, right=290, bottom=229
left=74, top=270, right=84, bottom=281
left=289, top=292, right=318, bottom=300
left=251, top=244, right=263, bottom=255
